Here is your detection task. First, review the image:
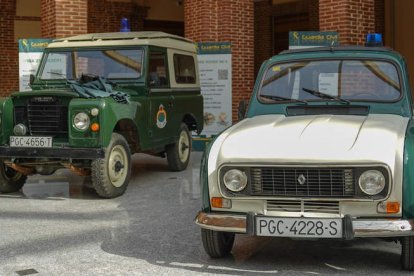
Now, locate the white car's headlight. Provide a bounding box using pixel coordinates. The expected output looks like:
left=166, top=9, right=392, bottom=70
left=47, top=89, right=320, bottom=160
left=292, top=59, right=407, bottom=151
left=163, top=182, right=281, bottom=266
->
left=358, top=170, right=385, bottom=195
left=73, top=112, right=90, bottom=131
left=223, top=169, right=248, bottom=192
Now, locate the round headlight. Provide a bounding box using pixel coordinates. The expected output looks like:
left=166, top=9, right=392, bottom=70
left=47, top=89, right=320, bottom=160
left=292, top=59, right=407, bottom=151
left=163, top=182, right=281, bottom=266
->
left=358, top=170, right=385, bottom=195
left=223, top=169, right=248, bottom=192
left=73, top=112, right=90, bottom=131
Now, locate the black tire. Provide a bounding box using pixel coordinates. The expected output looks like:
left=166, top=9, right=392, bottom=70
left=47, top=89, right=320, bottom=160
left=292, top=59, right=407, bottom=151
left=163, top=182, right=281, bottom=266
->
left=401, top=236, right=414, bottom=270
left=167, top=123, right=191, bottom=171
left=0, top=161, right=27, bottom=193
left=91, top=133, right=131, bottom=198
left=201, top=228, right=235, bottom=258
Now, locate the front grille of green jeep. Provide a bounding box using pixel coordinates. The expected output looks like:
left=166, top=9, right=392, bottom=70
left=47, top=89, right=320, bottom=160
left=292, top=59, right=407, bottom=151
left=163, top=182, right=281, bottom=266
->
left=14, top=97, right=68, bottom=136
left=250, top=167, right=355, bottom=198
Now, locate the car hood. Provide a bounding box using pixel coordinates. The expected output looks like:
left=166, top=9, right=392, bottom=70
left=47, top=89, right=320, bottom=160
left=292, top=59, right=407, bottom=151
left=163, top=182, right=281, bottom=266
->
left=211, top=114, right=409, bottom=169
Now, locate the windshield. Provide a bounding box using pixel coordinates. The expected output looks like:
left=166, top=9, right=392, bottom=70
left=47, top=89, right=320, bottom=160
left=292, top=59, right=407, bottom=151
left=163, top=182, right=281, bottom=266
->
left=259, top=59, right=401, bottom=102
left=39, top=49, right=143, bottom=80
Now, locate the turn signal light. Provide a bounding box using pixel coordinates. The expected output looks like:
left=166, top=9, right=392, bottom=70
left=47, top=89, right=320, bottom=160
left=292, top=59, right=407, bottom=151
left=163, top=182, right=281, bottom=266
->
left=91, top=123, right=100, bottom=132
left=378, top=201, right=400, bottom=214
left=211, top=197, right=231, bottom=209
left=386, top=202, right=400, bottom=214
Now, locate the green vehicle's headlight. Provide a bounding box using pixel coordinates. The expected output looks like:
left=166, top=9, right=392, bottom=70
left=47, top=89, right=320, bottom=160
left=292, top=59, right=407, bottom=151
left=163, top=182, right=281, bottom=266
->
left=223, top=169, right=248, bottom=192
left=73, top=112, right=90, bottom=131
left=358, top=170, right=385, bottom=195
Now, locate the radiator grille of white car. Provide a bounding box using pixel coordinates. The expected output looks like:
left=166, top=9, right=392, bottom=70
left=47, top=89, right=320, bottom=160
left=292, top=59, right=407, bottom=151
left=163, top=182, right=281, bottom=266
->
left=250, top=167, right=354, bottom=198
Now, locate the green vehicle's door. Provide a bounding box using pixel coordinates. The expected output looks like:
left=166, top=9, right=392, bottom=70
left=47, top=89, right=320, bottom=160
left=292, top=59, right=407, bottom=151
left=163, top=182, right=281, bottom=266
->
left=148, top=48, right=175, bottom=148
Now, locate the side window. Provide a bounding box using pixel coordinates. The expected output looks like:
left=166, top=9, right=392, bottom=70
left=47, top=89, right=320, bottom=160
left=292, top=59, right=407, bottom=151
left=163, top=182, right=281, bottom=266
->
left=173, top=54, right=196, bottom=84
left=148, top=51, right=168, bottom=87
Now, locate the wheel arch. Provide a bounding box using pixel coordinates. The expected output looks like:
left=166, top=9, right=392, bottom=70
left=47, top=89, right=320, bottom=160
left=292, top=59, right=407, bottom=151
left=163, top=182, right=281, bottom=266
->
left=113, top=119, right=141, bottom=154
left=182, top=113, right=199, bottom=133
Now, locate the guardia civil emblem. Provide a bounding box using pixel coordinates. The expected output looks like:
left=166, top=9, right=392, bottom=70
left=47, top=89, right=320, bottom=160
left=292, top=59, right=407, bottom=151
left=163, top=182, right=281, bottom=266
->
left=156, top=104, right=167, bottom=128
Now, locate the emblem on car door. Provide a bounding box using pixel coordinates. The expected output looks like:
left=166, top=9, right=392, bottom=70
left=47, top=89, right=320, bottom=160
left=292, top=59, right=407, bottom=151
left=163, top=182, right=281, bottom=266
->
left=156, top=104, right=167, bottom=129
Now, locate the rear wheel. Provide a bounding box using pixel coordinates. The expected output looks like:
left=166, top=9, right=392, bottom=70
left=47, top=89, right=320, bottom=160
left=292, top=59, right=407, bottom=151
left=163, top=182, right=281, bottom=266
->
left=401, top=236, right=414, bottom=270
left=201, top=228, right=235, bottom=258
left=0, top=161, right=27, bottom=193
left=91, top=133, right=131, bottom=198
left=167, top=123, right=191, bottom=171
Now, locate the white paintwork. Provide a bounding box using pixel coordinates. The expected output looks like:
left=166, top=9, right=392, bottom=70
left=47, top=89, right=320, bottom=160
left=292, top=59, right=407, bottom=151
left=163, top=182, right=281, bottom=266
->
left=208, top=114, right=409, bottom=216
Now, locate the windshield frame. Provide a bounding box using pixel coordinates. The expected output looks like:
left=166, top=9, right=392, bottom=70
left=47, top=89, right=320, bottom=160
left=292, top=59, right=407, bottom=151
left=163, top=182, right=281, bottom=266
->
left=37, top=46, right=145, bottom=81
left=257, top=57, right=404, bottom=105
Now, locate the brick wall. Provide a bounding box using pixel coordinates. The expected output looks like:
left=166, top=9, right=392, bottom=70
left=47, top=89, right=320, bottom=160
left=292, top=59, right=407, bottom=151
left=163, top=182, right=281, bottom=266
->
left=185, top=0, right=254, bottom=122
left=41, top=0, right=88, bottom=38
left=254, top=1, right=273, bottom=76
left=374, top=0, right=385, bottom=35
left=88, top=0, right=148, bottom=33
left=0, top=0, right=18, bottom=96
left=319, top=0, right=375, bottom=45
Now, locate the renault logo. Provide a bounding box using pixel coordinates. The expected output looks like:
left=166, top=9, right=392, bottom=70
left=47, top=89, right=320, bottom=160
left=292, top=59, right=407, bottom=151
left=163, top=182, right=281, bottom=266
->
left=297, top=174, right=306, bottom=185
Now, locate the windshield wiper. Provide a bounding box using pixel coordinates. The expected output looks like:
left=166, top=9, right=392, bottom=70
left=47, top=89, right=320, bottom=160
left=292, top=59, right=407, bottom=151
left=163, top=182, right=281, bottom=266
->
left=47, top=71, right=67, bottom=79
left=302, top=87, right=350, bottom=104
left=261, top=94, right=308, bottom=104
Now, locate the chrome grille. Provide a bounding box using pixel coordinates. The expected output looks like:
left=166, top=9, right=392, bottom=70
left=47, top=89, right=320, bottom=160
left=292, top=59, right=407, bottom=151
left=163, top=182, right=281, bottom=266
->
left=251, top=167, right=354, bottom=197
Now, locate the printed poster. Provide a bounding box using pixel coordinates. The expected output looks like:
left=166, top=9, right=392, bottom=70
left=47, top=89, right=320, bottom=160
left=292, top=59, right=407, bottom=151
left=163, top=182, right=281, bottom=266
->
left=197, top=42, right=232, bottom=137
left=19, top=38, right=52, bottom=91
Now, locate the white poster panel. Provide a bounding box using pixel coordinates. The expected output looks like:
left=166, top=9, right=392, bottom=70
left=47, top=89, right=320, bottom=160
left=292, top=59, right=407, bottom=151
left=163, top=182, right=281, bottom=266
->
left=18, top=39, right=52, bottom=91
left=198, top=43, right=232, bottom=137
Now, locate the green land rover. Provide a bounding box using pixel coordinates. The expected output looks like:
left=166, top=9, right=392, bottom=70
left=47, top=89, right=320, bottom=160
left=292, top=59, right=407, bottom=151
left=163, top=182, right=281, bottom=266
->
left=0, top=32, right=203, bottom=198
left=196, top=43, right=414, bottom=270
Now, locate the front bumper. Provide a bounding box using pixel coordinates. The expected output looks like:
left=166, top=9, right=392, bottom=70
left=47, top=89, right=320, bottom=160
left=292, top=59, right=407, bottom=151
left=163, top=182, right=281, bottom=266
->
left=0, top=146, right=105, bottom=159
left=195, top=211, right=414, bottom=238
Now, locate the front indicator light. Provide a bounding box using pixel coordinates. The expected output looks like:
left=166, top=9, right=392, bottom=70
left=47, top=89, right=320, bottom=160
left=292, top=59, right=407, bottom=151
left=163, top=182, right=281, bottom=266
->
left=211, top=197, right=232, bottom=209
left=91, top=123, right=100, bottom=132
left=378, top=201, right=400, bottom=214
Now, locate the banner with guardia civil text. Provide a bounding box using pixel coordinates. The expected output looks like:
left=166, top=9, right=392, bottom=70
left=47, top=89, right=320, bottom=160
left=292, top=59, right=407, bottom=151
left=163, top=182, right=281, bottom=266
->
left=18, top=39, right=52, bottom=91
left=197, top=42, right=232, bottom=138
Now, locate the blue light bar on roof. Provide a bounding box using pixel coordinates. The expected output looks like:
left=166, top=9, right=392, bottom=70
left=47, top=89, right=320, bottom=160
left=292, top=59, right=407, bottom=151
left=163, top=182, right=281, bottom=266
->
left=120, top=18, right=130, bottom=32
left=365, top=33, right=383, bottom=47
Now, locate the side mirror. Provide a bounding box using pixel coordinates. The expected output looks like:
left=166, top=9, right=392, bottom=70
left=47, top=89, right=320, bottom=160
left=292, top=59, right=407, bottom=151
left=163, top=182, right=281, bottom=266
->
left=29, top=74, right=35, bottom=86
left=238, top=100, right=247, bottom=121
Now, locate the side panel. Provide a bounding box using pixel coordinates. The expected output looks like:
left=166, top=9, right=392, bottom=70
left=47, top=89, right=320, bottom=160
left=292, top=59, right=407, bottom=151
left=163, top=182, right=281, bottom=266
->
left=403, top=119, right=414, bottom=219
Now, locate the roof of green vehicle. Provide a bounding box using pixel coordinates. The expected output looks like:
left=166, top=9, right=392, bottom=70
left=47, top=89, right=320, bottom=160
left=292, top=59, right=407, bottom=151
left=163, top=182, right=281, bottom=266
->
left=272, top=46, right=405, bottom=62
left=47, top=31, right=197, bottom=53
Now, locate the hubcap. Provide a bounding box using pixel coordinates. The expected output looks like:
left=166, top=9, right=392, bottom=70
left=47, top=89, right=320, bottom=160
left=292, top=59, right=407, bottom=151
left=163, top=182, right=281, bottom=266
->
left=178, top=131, right=190, bottom=163
left=108, top=145, right=128, bottom=188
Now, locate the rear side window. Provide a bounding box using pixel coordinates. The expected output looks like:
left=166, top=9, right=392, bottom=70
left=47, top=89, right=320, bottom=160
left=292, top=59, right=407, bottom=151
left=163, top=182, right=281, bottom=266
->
left=173, top=54, right=196, bottom=84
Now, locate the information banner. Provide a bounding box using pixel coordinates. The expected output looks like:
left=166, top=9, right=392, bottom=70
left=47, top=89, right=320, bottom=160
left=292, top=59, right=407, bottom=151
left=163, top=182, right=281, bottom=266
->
left=19, top=39, right=52, bottom=91
left=197, top=42, right=232, bottom=137
left=289, top=31, right=339, bottom=50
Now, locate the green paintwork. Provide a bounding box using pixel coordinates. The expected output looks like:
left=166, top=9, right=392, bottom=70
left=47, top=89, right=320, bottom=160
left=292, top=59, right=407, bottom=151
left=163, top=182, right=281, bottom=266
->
left=247, top=48, right=413, bottom=118
left=403, top=119, right=414, bottom=219
left=0, top=42, right=203, bottom=160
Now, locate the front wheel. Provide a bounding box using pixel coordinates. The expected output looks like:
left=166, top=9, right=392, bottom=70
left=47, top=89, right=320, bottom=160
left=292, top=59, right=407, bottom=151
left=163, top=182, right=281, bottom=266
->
left=0, top=162, right=27, bottom=193
left=201, top=228, right=235, bottom=258
left=91, top=133, right=131, bottom=198
left=401, top=236, right=414, bottom=270
left=167, top=123, right=191, bottom=171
